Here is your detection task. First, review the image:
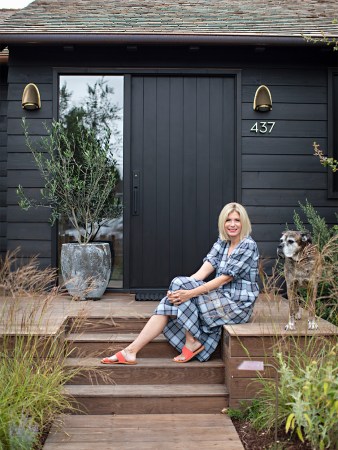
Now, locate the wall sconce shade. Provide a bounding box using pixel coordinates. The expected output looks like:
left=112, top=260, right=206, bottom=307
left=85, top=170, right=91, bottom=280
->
left=22, top=83, right=41, bottom=110
left=253, top=85, right=272, bottom=112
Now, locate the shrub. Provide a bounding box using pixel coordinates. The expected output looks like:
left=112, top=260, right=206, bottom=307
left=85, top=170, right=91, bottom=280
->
left=284, top=345, right=338, bottom=449
left=245, top=338, right=338, bottom=449
left=0, top=251, right=85, bottom=449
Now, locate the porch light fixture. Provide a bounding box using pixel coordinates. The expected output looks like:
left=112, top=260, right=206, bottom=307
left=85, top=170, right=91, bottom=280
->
left=253, top=85, right=272, bottom=112
left=22, top=83, right=41, bottom=110
left=238, top=360, right=279, bottom=442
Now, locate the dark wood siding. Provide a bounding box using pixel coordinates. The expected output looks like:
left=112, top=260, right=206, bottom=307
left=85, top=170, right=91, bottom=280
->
left=5, top=45, right=338, bottom=276
left=0, top=61, right=8, bottom=257
left=6, top=57, right=53, bottom=267
left=242, top=67, right=335, bottom=261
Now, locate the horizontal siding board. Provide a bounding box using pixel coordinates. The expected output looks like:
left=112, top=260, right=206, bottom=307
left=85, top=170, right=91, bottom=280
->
left=7, top=187, right=42, bottom=205
left=242, top=85, right=327, bottom=103
left=243, top=189, right=331, bottom=206
left=7, top=135, right=44, bottom=152
left=7, top=118, right=51, bottom=136
left=242, top=103, right=327, bottom=121
left=242, top=172, right=327, bottom=189
left=257, top=241, right=282, bottom=258
left=7, top=222, right=52, bottom=240
left=8, top=65, right=53, bottom=84
left=7, top=240, right=51, bottom=257
left=4, top=255, right=53, bottom=270
left=8, top=153, right=39, bottom=170
left=7, top=101, right=53, bottom=119
left=7, top=170, right=44, bottom=188
left=242, top=120, right=326, bottom=138
left=8, top=83, right=52, bottom=101
left=242, top=69, right=327, bottom=86
left=246, top=206, right=337, bottom=224
left=252, top=224, right=289, bottom=241
left=7, top=205, right=50, bottom=222
left=242, top=155, right=326, bottom=172
left=242, top=137, right=328, bottom=155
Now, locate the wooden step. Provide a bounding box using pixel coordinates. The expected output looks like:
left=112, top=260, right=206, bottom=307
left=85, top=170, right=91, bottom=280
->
left=65, top=384, right=229, bottom=415
left=66, top=332, right=178, bottom=358
left=67, top=317, right=149, bottom=334
left=44, top=414, right=244, bottom=449
left=66, top=332, right=221, bottom=358
left=65, top=357, right=225, bottom=385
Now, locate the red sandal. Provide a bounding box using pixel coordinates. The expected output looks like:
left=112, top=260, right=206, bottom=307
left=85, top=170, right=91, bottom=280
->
left=101, top=351, right=137, bottom=365
left=173, top=345, right=205, bottom=363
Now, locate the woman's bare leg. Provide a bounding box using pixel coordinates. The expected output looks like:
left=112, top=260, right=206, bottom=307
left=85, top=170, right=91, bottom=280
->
left=102, top=314, right=169, bottom=363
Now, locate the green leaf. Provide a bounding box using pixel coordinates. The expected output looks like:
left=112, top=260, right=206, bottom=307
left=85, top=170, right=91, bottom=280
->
left=296, top=426, right=304, bottom=442
left=285, top=413, right=295, bottom=433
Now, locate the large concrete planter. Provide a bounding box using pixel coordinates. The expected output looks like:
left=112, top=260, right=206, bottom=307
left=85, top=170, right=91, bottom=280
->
left=61, top=243, right=111, bottom=300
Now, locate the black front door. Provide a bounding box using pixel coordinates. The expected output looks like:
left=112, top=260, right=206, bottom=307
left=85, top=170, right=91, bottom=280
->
left=129, top=75, right=237, bottom=294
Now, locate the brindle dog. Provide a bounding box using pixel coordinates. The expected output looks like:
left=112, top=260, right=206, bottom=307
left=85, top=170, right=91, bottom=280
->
left=278, top=230, right=321, bottom=330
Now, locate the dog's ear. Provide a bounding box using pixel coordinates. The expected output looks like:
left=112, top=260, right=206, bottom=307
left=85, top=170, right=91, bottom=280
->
left=301, top=231, right=312, bottom=244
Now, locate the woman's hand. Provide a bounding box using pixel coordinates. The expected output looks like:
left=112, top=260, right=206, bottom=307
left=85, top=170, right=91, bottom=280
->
left=167, top=289, right=194, bottom=306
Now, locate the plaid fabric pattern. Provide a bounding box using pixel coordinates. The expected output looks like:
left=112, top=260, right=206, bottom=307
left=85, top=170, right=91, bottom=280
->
left=153, top=236, right=259, bottom=362
left=154, top=277, right=222, bottom=362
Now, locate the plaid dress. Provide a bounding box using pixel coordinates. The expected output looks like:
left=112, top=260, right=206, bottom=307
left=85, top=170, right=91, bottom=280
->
left=153, top=236, right=259, bottom=361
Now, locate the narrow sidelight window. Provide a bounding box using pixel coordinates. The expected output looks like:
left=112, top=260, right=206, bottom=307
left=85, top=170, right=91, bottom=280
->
left=58, top=75, right=124, bottom=288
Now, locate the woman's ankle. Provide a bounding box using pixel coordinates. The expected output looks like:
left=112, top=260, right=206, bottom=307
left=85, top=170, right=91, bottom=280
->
left=124, top=346, right=137, bottom=357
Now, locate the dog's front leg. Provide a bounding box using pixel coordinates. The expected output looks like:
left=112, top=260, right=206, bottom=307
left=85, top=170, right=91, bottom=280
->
left=307, top=281, right=318, bottom=330
left=285, top=282, right=297, bottom=331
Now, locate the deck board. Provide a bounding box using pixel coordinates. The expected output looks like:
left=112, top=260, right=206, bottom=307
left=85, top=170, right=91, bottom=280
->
left=44, top=414, right=244, bottom=450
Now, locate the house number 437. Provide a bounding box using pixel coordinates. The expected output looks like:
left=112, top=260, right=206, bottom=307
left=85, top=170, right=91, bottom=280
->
left=250, top=121, right=276, bottom=134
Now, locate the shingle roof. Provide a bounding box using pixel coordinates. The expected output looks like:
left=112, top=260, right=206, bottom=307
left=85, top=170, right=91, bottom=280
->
left=0, top=9, right=17, bottom=25
left=1, top=0, right=338, bottom=40
left=0, top=9, right=17, bottom=57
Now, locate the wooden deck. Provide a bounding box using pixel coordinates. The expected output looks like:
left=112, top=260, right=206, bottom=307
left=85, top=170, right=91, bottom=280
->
left=44, top=414, right=244, bottom=450
left=1, top=292, right=337, bottom=449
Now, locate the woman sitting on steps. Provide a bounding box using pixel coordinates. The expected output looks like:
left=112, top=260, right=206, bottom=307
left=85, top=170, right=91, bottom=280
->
left=101, top=202, right=259, bottom=365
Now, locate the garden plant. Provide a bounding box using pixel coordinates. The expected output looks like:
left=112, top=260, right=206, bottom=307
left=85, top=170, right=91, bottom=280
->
left=0, top=251, right=92, bottom=449
left=17, top=118, right=121, bottom=244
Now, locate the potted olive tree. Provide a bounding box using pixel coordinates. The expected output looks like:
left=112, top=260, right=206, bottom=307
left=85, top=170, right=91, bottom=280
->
left=18, top=118, right=122, bottom=299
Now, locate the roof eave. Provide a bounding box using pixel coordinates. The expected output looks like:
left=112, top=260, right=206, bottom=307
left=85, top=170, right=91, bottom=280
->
left=0, top=33, right=323, bottom=47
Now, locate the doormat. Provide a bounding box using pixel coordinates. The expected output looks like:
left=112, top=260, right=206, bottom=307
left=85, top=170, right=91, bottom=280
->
left=135, top=291, right=166, bottom=301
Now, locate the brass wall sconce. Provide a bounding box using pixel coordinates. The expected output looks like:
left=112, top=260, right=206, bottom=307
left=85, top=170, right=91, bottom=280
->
left=22, top=83, right=41, bottom=110
left=253, top=85, right=272, bottom=112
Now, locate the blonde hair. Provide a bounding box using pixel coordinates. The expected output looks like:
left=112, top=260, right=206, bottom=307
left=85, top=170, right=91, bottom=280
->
left=218, top=202, right=252, bottom=241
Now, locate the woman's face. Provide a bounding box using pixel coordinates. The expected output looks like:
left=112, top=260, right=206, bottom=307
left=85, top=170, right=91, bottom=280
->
left=225, top=211, right=242, bottom=241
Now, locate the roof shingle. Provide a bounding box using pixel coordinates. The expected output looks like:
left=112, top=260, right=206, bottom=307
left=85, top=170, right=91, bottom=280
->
left=1, top=0, right=338, bottom=38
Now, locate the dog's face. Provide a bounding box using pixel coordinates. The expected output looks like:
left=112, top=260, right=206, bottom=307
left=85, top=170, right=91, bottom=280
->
left=277, top=230, right=312, bottom=259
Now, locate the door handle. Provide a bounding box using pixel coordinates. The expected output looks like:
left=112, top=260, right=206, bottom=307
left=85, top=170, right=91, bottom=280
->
left=132, top=170, right=140, bottom=216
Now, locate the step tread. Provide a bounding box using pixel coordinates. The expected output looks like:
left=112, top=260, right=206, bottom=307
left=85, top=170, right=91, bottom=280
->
left=65, top=383, right=228, bottom=397
left=66, top=332, right=167, bottom=342
left=65, top=357, right=224, bottom=368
